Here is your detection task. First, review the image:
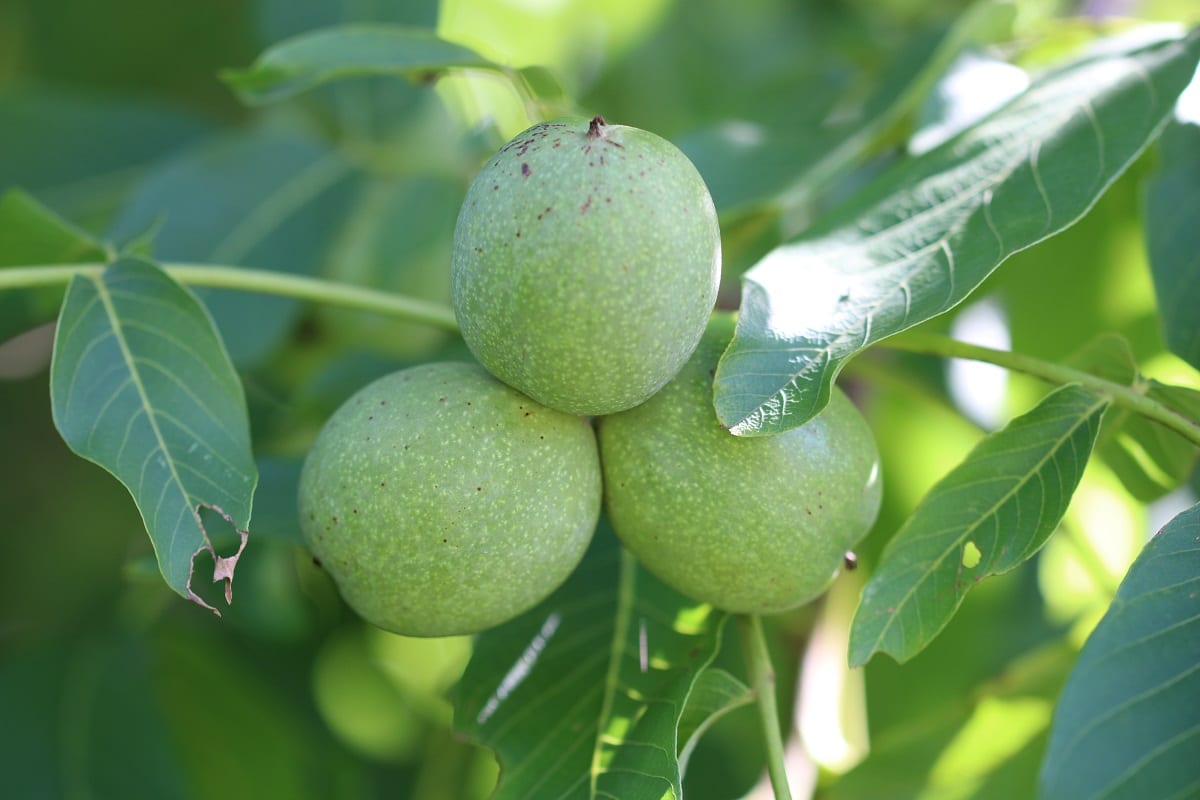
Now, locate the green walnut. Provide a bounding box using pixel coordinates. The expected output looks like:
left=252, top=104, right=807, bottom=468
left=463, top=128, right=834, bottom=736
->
left=451, top=115, right=721, bottom=416
left=598, top=314, right=882, bottom=614
left=299, top=362, right=602, bottom=637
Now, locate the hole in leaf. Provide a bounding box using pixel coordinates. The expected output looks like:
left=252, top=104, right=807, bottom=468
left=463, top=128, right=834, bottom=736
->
left=962, top=541, right=982, bottom=569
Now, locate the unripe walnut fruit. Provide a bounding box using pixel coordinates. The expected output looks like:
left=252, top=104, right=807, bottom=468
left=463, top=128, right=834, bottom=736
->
left=299, top=362, right=602, bottom=637
left=451, top=116, right=721, bottom=416
left=598, top=314, right=882, bottom=613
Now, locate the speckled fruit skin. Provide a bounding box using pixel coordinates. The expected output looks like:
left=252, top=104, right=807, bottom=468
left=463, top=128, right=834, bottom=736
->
left=299, top=362, right=602, bottom=637
left=598, top=314, right=882, bottom=614
left=451, top=116, right=721, bottom=416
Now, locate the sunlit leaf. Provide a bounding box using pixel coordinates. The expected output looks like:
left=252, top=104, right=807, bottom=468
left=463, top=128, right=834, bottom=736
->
left=0, top=189, right=109, bottom=342
left=850, top=385, right=1108, bottom=666
left=455, top=526, right=729, bottom=800
left=715, top=29, right=1200, bottom=436
left=1039, top=503, right=1200, bottom=800
left=909, top=51, right=1029, bottom=155
left=1146, top=119, right=1200, bottom=370
left=49, top=257, right=257, bottom=612
left=223, top=25, right=498, bottom=105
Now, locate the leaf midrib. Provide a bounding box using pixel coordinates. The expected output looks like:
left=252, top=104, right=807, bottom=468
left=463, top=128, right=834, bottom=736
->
left=726, top=34, right=1191, bottom=434
left=91, top=270, right=202, bottom=556
left=590, top=548, right=637, bottom=797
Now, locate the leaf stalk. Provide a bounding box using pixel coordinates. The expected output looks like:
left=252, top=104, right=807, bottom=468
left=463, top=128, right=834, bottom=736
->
left=0, top=262, right=461, bottom=334
left=738, top=614, right=793, bottom=800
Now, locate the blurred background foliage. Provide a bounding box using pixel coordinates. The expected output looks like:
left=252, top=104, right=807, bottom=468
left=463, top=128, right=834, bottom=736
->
left=1, top=0, right=1198, bottom=798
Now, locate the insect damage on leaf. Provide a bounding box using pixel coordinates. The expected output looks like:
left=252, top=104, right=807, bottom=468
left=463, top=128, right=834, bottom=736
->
left=185, top=503, right=250, bottom=614
left=962, top=541, right=982, bottom=569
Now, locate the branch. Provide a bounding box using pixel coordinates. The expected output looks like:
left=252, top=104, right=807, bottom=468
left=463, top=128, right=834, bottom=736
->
left=883, top=332, right=1200, bottom=449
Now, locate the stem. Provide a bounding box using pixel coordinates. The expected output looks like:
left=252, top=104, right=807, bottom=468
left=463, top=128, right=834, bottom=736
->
left=0, top=262, right=460, bottom=334
left=885, top=332, right=1200, bottom=449
left=738, top=614, right=793, bottom=800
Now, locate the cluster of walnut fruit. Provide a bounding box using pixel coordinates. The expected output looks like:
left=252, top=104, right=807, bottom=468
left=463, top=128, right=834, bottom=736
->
left=299, top=116, right=881, bottom=637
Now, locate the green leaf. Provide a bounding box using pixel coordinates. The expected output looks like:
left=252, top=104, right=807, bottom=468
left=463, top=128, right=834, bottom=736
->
left=809, top=0, right=1013, bottom=191
left=152, top=625, right=372, bottom=799
left=676, top=668, right=752, bottom=776
left=316, top=176, right=457, bottom=360
left=250, top=1, right=455, bottom=146
left=849, top=385, right=1108, bottom=667
left=0, top=189, right=109, bottom=343
left=223, top=25, right=498, bottom=105
left=1146, top=119, right=1200, bottom=370
left=49, top=257, right=257, bottom=613
left=1063, top=332, right=1139, bottom=385
left=0, top=87, right=213, bottom=224
left=714, top=29, right=1200, bottom=436
left=247, top=457, right=304, bottom=544
left=0, top=189, right=108, bottom=266
left=253, top=0, right=439, bottom=44
left=0, top=636, right=190, bottom=799
left=832, top=635, right=1075, bottom=800
left=1103, top=381, right=1200, bottom=501
left=677, top=123, right=821, bottom=221
left=1063, top=334, right=1200, bottom=500
left=909, top=51, right=1029, bottom=156
left=679, top=1, right=1013, bottom=221
left=1039, top=503, right=1200, bottom=800
left=455, top=526, right=729, bottom=799
left=109, top=126, right=358, bottom=366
